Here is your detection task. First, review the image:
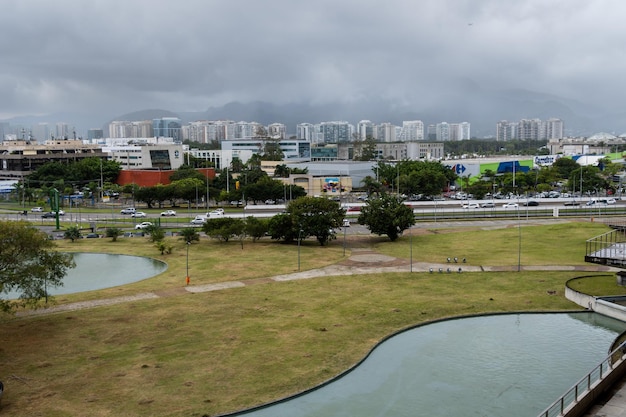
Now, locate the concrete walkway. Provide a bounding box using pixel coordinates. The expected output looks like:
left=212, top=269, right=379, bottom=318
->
left=582, top=378, right=626, bottom=417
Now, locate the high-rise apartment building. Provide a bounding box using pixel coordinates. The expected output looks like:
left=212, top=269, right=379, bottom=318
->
left=357, top=120, right=375, bottom=140
left=31, top=123, right=50, bottom=142
left=436, top=122, right=450, bottom=141
left=427, top=124, right=437, bottom=141
left=496, top=118, right=563, bottom=141
left=153, top=117, right=182, bottom=141
left=517, top=119, right=542, bottom=141
left=56, top=122, right=73, bottom=139
left=496, top=120, right=513, bottom=141
left=545, top=118, right=564, bottom=140
left=398, top=120, right=425, bottom=141
left=87, top=129, right=104, bottom=141
left=320, top=121, right=352, bottom=143
left=267, top=123, right=287, bottom=139
left=375, top=122, right=396, bottom=142
left=296, top=123, right=318, bottom=142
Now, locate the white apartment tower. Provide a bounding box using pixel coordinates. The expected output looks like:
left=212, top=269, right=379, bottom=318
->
left=357, top=120, right=375, bottom=140
left=376, top=123, right=396, bottom=142
left=296, top=123, right=318, bottom=142
left=436, top=122, right=450, bottom=141
left=399, top=120, right=424, bottom=141
left=267, top=123, right=287, bottom=139
left=545, top=118, right=564, bottom=140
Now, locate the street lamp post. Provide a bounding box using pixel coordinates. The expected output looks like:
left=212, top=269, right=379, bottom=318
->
left=343, top=223, right=347, bottom=256
left=186, top=241, right=190, bottom=285
left=410, top=227, right=413, bottom=272
left=297, top=228, right=303, bottom=271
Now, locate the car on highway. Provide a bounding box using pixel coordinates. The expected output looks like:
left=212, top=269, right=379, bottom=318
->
left=120, top=207, right=136, bottom=214
left=462, top=203, right=480, bottom=209
left=190, top=217, right=206, bottom=225
left=41, top=210, right=64, bottom=217
left=131, top=211, right=147, bottom=218
left=587, top=199, right=608, bottom=206
left=207, top=210, right=224, bottom=218
left=480, top=202, right=495, bottom=208
left=31, top=206, right=44, bottom=212
left=523, top=201, right=540, bottom=206
left=607, top=198, right=617, bottom=204
left=502, top=202, right=519, bottom=209
left=134, top=222, right=153, bottom=230
left=160, top=210, right=176, bottom=216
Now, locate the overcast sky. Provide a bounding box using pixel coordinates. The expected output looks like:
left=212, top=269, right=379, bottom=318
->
left=1, top=0, right=624, bottom=121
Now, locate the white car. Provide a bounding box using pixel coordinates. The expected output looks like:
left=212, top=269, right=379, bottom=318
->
left=31, top=206, right=44, bottom=212
left=131, top=211, right=147, bottom=218
left=135, top=221, right=153, bottom=230
left=480, top=202, right=495, bottom=208
left=502, top=203, right=519, bottom=209
left=462, top=203, right=480, bottom=209
left=190, top=217, right=207, bottom=225
left=120, top=207, right=136, bottom=214
left=207, top=210, right=224, bottom=218
left=160, top=210, right=176, bottom=216
left=607, top=198, right=617, bottom=205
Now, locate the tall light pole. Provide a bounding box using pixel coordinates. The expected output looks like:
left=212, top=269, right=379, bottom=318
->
left=410, top=227, right=413, bottom=272
left=186, top=241, right=190, bottom=285
left=343, top=223, right=347, bottom=256
left=297, top=228, right=303, bottom=271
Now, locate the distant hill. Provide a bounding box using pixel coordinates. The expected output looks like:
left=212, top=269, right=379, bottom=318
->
left=1, top=88, right=618, bottom=138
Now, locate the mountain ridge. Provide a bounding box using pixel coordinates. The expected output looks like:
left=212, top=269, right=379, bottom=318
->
left=0, top=89, right=617, bottom=138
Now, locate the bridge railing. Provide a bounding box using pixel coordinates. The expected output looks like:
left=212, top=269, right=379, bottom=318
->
left=537, top=342, right=626, bottom=417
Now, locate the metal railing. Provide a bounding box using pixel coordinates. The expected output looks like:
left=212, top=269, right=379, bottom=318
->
left=585, top=227, right=626, bottom=262
left=537, top=343, right=626, bottom=417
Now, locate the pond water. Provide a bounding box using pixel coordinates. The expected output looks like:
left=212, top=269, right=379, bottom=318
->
left=4, top=252, right=167, bottom=298
left=229, top=312, right=626, bottom=417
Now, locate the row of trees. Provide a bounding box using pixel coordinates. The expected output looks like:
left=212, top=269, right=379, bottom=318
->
left=130, top=166, right=307, bottom=209
left=460, top=157, right=620, bottom=200
left=362, top=157, right=620, bottom=200
left=360, top=160, right=457, bottom=197
left=13, top=158, right=122, bottom=206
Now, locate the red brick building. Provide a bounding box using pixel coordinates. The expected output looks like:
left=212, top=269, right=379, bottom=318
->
left=116, top=168, right=216, bottom=187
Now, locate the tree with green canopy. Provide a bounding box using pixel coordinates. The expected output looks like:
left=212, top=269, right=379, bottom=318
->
left=0, top=221, right=75, bottom=312
left=358, top=194, right=415, bottom=241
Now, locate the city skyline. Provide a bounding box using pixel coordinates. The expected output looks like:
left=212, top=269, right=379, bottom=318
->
left=1, top=1, right=625, bottom=134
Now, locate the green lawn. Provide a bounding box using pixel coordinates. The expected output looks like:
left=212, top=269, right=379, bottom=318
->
left=0, top=220, right=623, bottom=417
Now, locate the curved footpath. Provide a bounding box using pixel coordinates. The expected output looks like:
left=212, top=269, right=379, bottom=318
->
left=16, top=247, right=619, bottom=317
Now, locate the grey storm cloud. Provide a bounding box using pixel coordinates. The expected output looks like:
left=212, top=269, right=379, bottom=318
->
left=0, top=0, right=624, bottom=120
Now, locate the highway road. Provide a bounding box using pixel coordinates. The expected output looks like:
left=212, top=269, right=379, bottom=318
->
left=2, top=196, right=624, bottom=230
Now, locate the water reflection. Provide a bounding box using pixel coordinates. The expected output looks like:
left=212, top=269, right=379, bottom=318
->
left=230, top=313, right=626, bottom=417
left=4, top=252, right=167, bottom=298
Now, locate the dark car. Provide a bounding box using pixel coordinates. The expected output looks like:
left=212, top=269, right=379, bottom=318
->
left=41, top=212, right=57, bottom=218
left=523, top=201, right=540, bottom=206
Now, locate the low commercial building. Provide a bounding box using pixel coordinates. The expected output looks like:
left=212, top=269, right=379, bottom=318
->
left=104, top=144, right=185, bottom=170
left=0, top=139, right=107, bottom=181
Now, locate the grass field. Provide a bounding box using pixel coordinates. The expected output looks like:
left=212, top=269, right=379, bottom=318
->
left=0, top=219, right=623, bottom=417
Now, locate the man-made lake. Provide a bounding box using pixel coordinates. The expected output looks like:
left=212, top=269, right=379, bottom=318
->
left=229, top=312, right=626, bottom=417
left=4, top=252, right=167, bottom=298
